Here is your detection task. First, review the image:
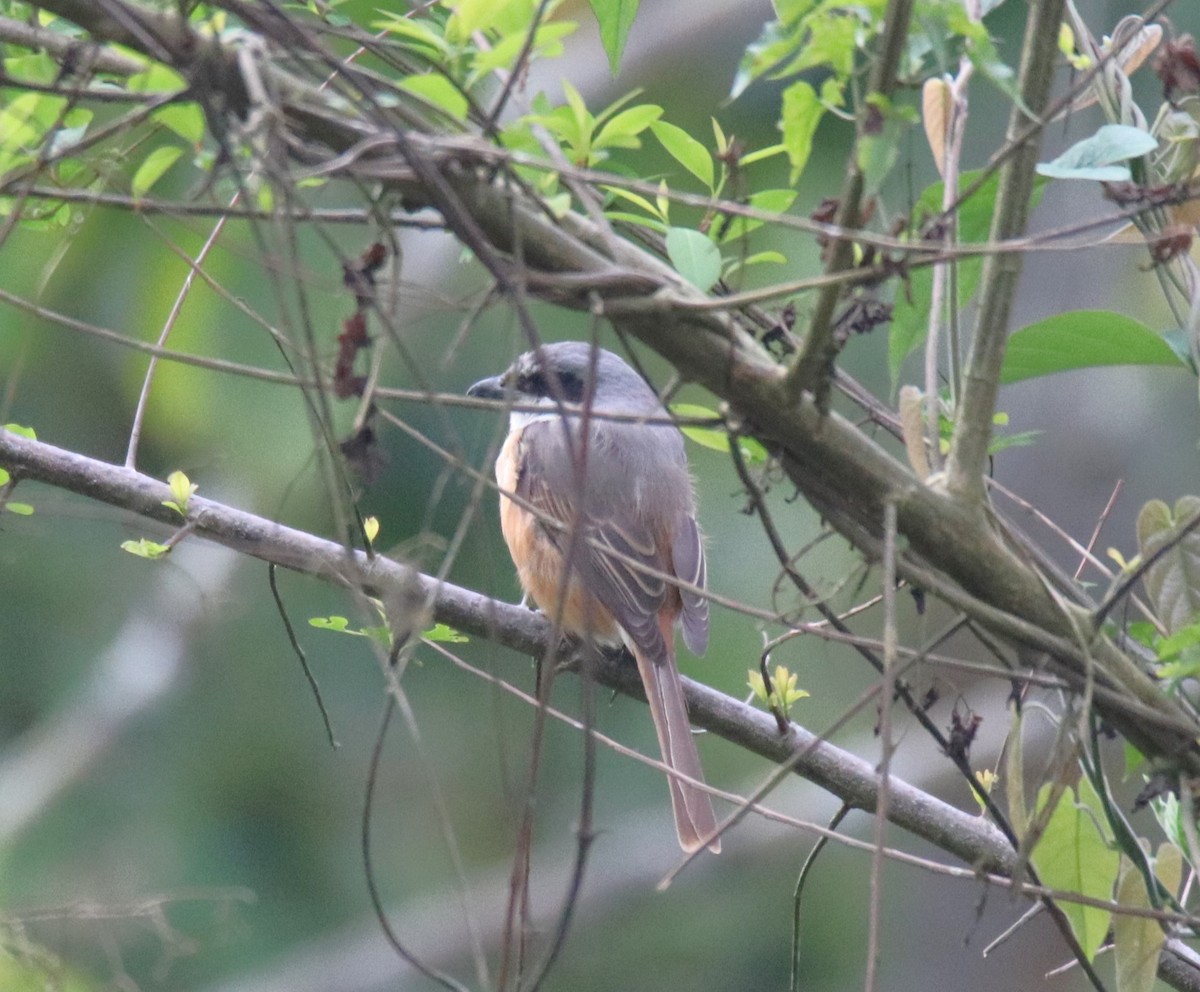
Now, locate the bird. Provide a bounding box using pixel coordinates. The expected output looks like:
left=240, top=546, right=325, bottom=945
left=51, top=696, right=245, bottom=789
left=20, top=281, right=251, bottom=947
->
left=468, top=341, right=719, bottom=853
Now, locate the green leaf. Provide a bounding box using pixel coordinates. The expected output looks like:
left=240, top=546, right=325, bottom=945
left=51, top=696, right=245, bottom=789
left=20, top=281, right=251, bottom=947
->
left=0, top=467, right=7, bottom=485
left=1029, top=777, right=1118, bottom=961
left=126, top=64, right=186, bottom=94
left=1154, top=617, right=1200, bottom=660
left=3, top=424, right=36, bottom=439
left=672, top=403, right=768, bottom=464
left=121, top=538, right=170, bottom=559
left=162, top=470, right=196, bottom=516
left=372, top=13, right=451, bottom=57
left=1137, top=497, right=1200, bottom=635
left=650, top=120, right=714, bottom=188
left=665, top=227, right=721, bottom=291
left=1113, top=855, right=1165, bottom=992
left=588, top=0, right=640, bottom=74
left=309, top=616, right=391, bottom=645
left=1001, top=311, right=1185, bottom=384
left=152, top=103, right=204, bottom=145
left=779, top=79, right=825, bottom=185
left=592, top=103, right=662, bottom=151
left=398, top=74, right=469, bottom=121
left=423, top=623, right=469, bottom=643
left=131, top=145, right=183, bottom=198
left=1036, top=124, right=1159, bottom=182
left=5, top=502, right=34, bottom=515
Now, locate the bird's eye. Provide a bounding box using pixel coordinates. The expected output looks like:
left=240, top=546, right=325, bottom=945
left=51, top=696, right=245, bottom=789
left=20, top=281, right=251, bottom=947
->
left=521, top=369, right=583, bottom=402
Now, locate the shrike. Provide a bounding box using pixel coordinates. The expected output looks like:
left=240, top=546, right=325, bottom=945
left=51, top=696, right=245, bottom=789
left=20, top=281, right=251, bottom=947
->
left=468, top=342, right=718, bottom=852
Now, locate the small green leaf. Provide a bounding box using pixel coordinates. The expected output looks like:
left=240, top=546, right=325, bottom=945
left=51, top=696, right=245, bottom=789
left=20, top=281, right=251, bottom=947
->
left=363, top=516, right=380, bottom=545
left=162, top=470, right=196, bottom=516
left=0, top=468, right=8, bottom=485
left=5, top=502, right=34, bottom=515
left=665, top=227, right=722, bottom=291
left=122, top=538, right=170, bottom=559
left=672, top=403, right=768, bottom=463
left=747, top=665, right=809, bottom=712
left=131, top=145, right=183, bottom=198
left=423, top=623, right=469, bottom=643
left=592, top=103, right=662, bottom=151
left=3, top=423, right=36, bottom=439
left=650, top=120, right=714, bottom=188
left=1036, top=124, right=1158, bottom=181
left=739, top=142, right=787, bottom=166
left=588, top=0, right=640, bottom=74
left=1002, top=311, right=1186, bottom=384
left=309, top=616, right=391, bottom=645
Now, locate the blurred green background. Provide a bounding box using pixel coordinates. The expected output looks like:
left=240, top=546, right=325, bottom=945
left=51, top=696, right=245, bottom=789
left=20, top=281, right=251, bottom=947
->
left=3, top=1, right=1200, bottom=990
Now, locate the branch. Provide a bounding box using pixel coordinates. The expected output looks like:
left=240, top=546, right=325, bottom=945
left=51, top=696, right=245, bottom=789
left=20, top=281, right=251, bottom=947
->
left=4, top=429, right=1200, bottom=992
left=785, top=0, right=914, bottom=407
left=944, top=0, right=1066, bottom=501
left=0, top=13, right=144, bottom=74
left=17, top=0, right=1200, bottom=778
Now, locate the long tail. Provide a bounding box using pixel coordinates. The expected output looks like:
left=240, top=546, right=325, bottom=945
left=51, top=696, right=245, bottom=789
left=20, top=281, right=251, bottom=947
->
left=633, top=642, right=720, bottom=853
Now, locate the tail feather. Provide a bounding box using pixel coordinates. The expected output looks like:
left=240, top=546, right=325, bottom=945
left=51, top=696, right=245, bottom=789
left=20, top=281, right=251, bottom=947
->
left=633, top=645, right=720, bottom=854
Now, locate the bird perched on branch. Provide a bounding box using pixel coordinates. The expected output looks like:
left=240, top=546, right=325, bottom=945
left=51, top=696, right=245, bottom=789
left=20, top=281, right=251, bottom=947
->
left=468, top=342, right=719, bottom=853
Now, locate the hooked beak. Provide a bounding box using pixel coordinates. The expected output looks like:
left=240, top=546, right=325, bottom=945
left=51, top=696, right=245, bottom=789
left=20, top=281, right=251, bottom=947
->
left=466, top=374, right=509, bottom=401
